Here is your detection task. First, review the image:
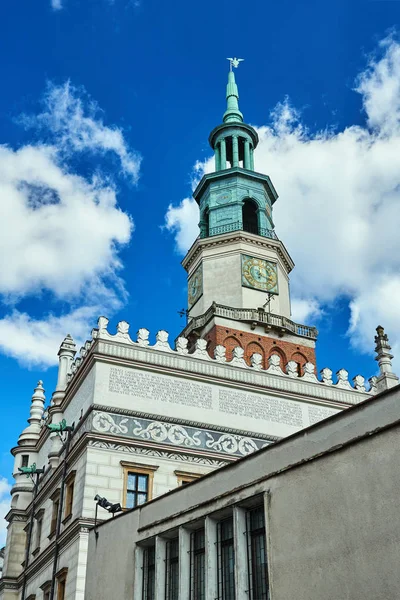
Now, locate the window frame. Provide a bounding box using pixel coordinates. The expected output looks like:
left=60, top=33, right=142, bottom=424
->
left=142, top=545, right=156, bottom=600
left=64, top=470, right=76, bottom=520
left=190, top=528, right=205, bottom=600
left=33, top=508, right=45, bottom=555
left=56, top=567, right=68, bottom=600
left=174, top=470, right=202, bottom=486
left=40, top=580, right=51, bottom=600
left=216, top=516, right=236, bottom=600
left=245, top=505, right=269, bottom=600
left=49, top=489, right=60, bottom=538
left=121, top=462, right=157, bottom=509
left=165, top=538, right=179, bottom=600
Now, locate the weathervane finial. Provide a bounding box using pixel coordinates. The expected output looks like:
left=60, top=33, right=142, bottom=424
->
left=227, top=57, right=244, bottom=71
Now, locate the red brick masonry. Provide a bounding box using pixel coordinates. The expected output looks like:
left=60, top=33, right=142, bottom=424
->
left=205, top=325, right=316, bottom=373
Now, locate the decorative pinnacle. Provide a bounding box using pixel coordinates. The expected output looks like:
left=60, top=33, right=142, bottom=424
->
left=223, top=66, right=243, bottom=124
left=227, top=57, right=244, bottom=71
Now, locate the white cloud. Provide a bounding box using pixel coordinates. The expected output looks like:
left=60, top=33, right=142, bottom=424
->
left=0, top=82, right=139, bottom=366
left=21, top=82, right=141, bottom=184
left=51, top=0, right=63, bottom=9
left=0, top=307, right=100, bottom=368
left=165, top=36, right=400, bottom=367
left=0, top=478, right=11, bottom=547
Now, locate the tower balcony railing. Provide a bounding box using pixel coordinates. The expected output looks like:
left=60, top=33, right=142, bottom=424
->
left=185, top=303, right=318, bottom=340
left=201, top=221, right=279, bottom=240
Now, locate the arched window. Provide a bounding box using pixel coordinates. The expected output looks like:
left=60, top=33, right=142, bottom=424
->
left=242, top=199, right=258, bottom=235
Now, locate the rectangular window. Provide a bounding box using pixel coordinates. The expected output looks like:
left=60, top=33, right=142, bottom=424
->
left=165, top=538, right=179, bottom=600
left=64, top=471, right=76, bottom=519
left=174, top=470, right=202, bottom=486
left=56, top=568, right=68, bottom=600
left=21, top=455, right=29, bottom=467
left=126, top=472, right=148, bottom=508
left=35, top=515, right=43, bottom=550
left=142, top=546, right=155, bottom=600
left=40, top=582, right=51, bottom=600
left=217, top=517, right=235, bottom=600
left=57, top=579, right=66, bottom=600
left=50, top=491, right=60, bottom=537
left=246, top=506, right=269, bottom=600
left=121, top=462, right=157, bottom=509
left=190, top=529, right=205, bottom=600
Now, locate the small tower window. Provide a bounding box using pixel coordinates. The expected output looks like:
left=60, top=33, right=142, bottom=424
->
left=21, top=455, right=29, bottom=468
left=203, top=208, right=210, bottom=237
left=242, top=199, right=258, bottom=235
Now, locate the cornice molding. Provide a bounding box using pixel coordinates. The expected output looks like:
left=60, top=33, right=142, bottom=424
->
left=182, top=230, right=294, bottom=273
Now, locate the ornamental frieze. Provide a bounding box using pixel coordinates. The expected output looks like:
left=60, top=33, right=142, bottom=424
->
left=91, top=411, right=270, bottom=458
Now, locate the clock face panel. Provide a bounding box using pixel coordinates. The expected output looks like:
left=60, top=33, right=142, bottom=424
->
left=241, top=255, right=278, bottom=293
left=188, top=264, right=203, bottom=308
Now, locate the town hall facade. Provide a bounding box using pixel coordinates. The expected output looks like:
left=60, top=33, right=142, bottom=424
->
left=0, top=65, right=397, bottom=600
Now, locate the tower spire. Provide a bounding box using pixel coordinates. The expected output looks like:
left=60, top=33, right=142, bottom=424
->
left=223, top=59, right=244, bottom=123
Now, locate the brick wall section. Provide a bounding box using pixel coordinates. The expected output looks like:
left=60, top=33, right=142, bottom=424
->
left=204, top=325, right=316, bottom=372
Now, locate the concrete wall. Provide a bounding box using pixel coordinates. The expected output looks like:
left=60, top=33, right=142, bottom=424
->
left=85, top=386, right=400, bottom=600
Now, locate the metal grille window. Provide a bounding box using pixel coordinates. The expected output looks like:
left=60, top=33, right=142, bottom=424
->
left=126, top=472, right=149, bottom=508
left=190, top=529, right=205, bottom=600
left=165, top=538, right=179, bottom=600
left=217, top=517, right=235, bottom=600
left=246, top=506, right=269, bottom=599
left=142, top=546, right=155, bottom=600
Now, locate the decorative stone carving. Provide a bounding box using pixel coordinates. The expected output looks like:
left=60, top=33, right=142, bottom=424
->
left=368, top=376, right=378, bottom=394
left=132, top=421, right=202, bottom=447
left=320, top=367, right=333, bottom=385
left=117, top=320, right=130, bottom=335
left=152, top=330, right=172, bottom=352
left=97, top=316, right=109, bottom=335
left=175, top=337, right=188, bottom=354
left=191, top=339, right=211, bottom=360
left=353, top=375, right=366, bottom=392
left=214, top=345, right=227, bottom=363
left=136, top=328, right=150, bottom=347
left=286, top=360, right=298, bottom=378
left=229, top=346, right=247, bottom=368
left=265, top=354, right=285, bottom=376
left=205, top=432, right=259, bottom=456
left=301, top=362, right=318, bottom=383
left=250, top=353, right=263, bottom=370
left=336, top=369, right=352, bottom=390
left=93, top=412, right=129, bottom=434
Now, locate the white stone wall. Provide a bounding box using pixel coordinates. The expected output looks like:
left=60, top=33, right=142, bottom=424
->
left=82, top=445, right=217, bottom=520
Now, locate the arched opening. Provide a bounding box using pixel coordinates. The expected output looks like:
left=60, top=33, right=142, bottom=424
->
left=292, top=352, right=307, bottom=377
left=242, top=199, right=258, bottom=235
left=202, top=208, right=210, bottom=237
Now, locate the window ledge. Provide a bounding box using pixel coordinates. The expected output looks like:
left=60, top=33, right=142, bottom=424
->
left=32, top=547, right=40, bottom=557
left=48, top=530, right=56, bottom=540
left=62, top=513, right=72, bottom=525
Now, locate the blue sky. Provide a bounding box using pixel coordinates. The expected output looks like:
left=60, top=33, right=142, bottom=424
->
left=1, top=0, right=400, bottom=540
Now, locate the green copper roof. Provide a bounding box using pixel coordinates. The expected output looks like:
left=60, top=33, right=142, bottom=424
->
left=223, top=71, right=243, bottom=123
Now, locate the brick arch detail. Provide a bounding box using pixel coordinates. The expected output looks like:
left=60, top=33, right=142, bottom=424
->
left=223, top=336, right=243, bottom=362
left=291, top=351, right=308, bottom=376
left=246, top=341, right=265, bottom=367
left=267, top=346, right=287, bottom=369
